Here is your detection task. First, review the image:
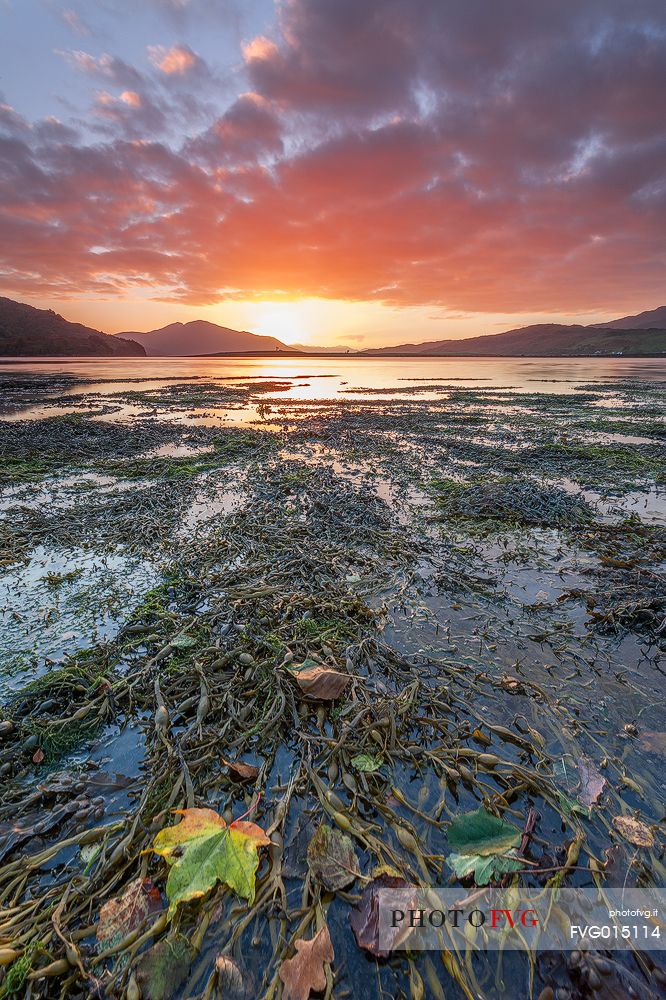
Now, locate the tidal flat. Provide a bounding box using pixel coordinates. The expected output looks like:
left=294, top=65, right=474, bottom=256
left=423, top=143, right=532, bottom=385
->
left=0, top=359, right=664, bottom=1000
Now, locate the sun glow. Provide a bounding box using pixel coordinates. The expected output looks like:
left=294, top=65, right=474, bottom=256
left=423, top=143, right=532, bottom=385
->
left=242, top=300, right=321, bottom=344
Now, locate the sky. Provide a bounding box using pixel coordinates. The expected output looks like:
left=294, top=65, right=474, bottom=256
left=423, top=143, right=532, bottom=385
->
left=0, top=0, right=665, bottom=348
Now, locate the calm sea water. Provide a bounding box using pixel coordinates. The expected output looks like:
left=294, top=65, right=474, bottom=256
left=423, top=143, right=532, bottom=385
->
left=1, top=354, right=665, bottom=400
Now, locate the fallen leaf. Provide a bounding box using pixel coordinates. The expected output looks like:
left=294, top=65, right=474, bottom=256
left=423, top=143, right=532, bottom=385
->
left=307, top=822, right=360, bottom=891
left=152, top=808, right=270, bottom=915
left=612, top=815, right=654, bottom=848
left=351, top=753, right=383, bottom=773
left=290, top=664, right=350, bottom=701
left=577, top=758, right=606, bottom=809
left=350, top=873, right=413, bottom=958
left=210, top=955, right=246, bottom=999
left=222, top=758, right=260, bottom=783
left=639, top=731, right=666, bottom=756
left=279, top=925, right=334, bottom=1000
left=135, top=936, right=194, bottom=1000
left=446, top=808, right=522, bottom=885
left=447, top=850, right=522, bottom=885
left=447, top=807, right=521, bottom=857
left=32, top=748, right=45, bottom=764
left=96, top=878, right=162, bottom=949
left=500, top=675, right=525, bottom=693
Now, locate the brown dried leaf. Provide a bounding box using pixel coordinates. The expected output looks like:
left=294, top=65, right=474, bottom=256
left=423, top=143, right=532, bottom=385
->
left=612, top=815, right=654, bottom=848
left=279, top=925, right=334, bottom=1000
left=222, top=758, right=260, bottom=783
left=500, top=674, right=524, bottom=693
left=307, top=822, right=360, bottom=891
left=209, top=955, right=245, bottom=999
left=350, top=873, right=413, bottom=958
left=577, top=758, right=606, bottom=809
left=293, top=665, right=350, bottom=701
left=96, top=877, right=162, bottom=948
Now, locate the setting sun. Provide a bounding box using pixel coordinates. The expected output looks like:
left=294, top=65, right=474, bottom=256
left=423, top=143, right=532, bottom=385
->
left=241, top=300, right=315, bottom=345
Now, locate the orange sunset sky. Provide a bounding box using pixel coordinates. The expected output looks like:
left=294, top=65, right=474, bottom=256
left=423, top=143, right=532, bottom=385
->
left=1, top=0, right=665, bottom=347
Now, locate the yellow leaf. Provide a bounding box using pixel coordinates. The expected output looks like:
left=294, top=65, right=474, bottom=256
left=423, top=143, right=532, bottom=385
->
left=152, top=808, right=270, bottom=915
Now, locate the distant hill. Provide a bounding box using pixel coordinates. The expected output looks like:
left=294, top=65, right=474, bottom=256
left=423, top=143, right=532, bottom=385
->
left=118, top=320, right=292, bottom=356
left=361, top=323, right=666, bottom=357
left=591, top=305, right=666, bottom=330
left=0, top=297, right=145, bottom=357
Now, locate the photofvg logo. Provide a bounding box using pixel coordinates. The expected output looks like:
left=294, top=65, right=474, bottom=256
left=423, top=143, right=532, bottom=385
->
left=376, top=888, right=666, bottom=953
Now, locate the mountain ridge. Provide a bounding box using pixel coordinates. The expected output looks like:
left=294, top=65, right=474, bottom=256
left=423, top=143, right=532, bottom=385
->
left=360, top=320, right=666, bottom=357
left=118, top=320, right=292, bottom=357
left=590, top=305, right=666, bottom=331
left=0, top=297, right=145, bottom=357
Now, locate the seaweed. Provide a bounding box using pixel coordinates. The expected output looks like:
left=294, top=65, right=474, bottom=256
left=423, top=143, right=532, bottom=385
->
left=431, top=476, right=593, bottom=527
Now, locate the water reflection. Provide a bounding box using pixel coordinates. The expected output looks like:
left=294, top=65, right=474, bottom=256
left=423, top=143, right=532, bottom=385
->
left=1, top=354, right=665, bottom=402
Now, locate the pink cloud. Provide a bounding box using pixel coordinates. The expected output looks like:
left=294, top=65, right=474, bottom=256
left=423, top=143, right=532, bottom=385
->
left=242, top=37, right=279, bottom=63
left=120, top=91, right=142, bottom=107
left=148, top=44, right=199, bottom=75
